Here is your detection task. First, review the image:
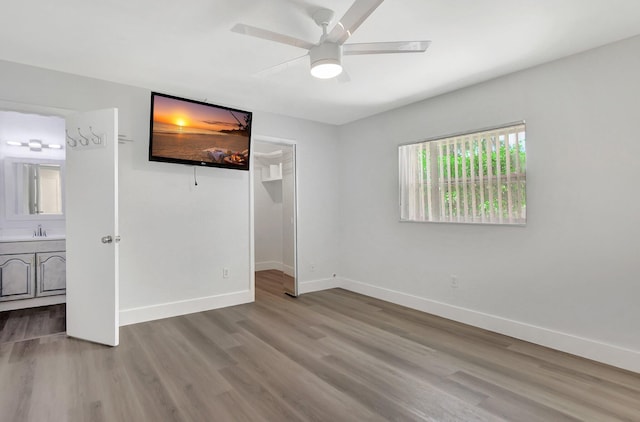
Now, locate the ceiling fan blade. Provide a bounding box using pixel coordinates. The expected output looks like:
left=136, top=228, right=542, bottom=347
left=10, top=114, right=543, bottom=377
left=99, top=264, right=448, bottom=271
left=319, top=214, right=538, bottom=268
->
left=254, top=54, right=309, bottom=78
left=343, top=40, right=431, bottom=55
left=326, top=0, right=384, bottom=45
left=232, top=23, right=315, bottom=50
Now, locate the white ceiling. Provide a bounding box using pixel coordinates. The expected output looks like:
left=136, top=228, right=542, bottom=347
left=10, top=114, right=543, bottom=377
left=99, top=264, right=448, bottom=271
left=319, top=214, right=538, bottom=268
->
left=2, top=0, right=640, bottom=125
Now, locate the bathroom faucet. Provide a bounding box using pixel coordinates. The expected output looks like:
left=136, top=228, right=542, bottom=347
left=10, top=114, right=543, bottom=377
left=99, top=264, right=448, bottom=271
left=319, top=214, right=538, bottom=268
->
left=33, top=224, right=47, bottom=237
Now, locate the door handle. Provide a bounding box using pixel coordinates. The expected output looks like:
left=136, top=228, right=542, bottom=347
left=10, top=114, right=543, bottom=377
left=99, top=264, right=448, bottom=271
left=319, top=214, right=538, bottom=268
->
left=101, top=235, right=121, bottom=244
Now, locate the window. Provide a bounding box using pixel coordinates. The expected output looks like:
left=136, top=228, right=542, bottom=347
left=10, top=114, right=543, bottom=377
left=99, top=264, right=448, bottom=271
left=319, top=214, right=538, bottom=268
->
left=399, top=123, right=526, bottom=225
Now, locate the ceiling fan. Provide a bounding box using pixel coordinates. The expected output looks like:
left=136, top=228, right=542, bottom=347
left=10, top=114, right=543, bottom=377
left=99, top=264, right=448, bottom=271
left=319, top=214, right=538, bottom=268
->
left=231, top=0, right=431, bottom=80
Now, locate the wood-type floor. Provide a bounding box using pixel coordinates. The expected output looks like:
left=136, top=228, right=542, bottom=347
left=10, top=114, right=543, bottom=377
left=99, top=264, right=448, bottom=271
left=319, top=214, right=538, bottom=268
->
left=0, top=303, right=65, bottom=344
left=0, top=270, right=639, bottom=421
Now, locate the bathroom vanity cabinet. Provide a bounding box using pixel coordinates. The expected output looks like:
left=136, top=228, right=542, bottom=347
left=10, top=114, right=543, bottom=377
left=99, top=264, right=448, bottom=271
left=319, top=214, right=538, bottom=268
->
left=0, top=253, right=34, bottom=301
left=0, top=239, right=66, bottom=303
left=36, top=251, right=66, bottom=297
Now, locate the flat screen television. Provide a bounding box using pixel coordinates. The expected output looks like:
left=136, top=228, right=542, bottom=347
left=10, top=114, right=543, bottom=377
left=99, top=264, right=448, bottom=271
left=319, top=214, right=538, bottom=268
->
left=149, top=92, right=252, bottom=170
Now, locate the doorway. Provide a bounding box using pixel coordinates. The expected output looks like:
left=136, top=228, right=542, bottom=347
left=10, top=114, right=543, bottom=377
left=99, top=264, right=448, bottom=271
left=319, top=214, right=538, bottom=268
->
left=252, top=138, right=298, bottom=298
left=0, top=109, right=68, bottom=343
left=0, top=102, right=119, bottom=347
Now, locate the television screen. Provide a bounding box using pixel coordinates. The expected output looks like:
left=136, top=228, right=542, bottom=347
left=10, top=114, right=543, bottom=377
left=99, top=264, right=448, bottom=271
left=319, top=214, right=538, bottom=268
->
left=149, top=92, right=252, bottom=170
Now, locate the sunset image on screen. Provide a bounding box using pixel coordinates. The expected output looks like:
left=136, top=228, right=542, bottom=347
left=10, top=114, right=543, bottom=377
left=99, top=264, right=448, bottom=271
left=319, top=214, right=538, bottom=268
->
left=150, top=94, right=251, bottom=168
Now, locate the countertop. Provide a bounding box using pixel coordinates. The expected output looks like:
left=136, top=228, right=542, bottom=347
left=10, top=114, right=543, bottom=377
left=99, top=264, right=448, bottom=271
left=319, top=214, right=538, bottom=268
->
left=0, top=235, right=66, bottom=243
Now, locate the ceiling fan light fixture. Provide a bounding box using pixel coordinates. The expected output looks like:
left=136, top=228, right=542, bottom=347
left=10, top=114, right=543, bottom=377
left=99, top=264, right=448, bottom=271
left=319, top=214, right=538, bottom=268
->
left=311, top=60, right=342, bottom=79
left=310, top=43, right=343, bottom=79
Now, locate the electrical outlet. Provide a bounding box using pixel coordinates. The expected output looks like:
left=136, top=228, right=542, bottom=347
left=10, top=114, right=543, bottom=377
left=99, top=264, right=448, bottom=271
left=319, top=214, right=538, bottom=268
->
left=450, top=275, right=459, bottom=288
left=223, top=268, right=230, bottom=279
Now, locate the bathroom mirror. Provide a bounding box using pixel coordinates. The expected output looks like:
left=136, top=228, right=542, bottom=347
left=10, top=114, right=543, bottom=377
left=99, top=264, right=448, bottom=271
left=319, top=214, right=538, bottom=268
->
left=3, top=158, right=65, bottom=219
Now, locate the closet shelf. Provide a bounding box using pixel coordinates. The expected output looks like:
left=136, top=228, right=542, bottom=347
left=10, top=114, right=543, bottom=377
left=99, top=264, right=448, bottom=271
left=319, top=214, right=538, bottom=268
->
left=261, top=163, right=282, bottom=182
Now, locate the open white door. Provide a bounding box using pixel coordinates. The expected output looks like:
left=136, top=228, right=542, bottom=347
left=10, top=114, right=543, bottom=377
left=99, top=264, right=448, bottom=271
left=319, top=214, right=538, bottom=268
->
left=65, top=108, right=119, bottom=346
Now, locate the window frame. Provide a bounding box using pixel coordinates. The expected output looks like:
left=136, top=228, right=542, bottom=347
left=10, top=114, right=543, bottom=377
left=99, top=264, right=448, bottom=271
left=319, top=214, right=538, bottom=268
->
left=398, top=121, right=527, bottom=226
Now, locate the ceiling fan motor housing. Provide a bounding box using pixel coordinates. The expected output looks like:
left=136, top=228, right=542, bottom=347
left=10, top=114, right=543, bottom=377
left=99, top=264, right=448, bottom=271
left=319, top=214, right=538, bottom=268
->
left=310, top=43, right=343, bottom=78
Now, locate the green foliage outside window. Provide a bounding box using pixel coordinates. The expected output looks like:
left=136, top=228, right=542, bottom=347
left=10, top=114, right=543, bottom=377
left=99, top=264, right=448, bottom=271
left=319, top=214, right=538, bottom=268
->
left=421, top=136, right=526, bottom=221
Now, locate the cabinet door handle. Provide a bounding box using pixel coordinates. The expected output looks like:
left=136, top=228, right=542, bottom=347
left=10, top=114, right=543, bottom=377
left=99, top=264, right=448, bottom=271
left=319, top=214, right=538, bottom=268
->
left=101, top=235, right=113, bottom=244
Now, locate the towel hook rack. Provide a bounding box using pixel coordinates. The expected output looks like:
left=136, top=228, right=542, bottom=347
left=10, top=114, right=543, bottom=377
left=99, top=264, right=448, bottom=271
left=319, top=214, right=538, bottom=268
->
left=66, top=130, right=78, bottom=147
left=89, top=126, right=102, bottom=144
left=77, top=128, right=90, bottom=146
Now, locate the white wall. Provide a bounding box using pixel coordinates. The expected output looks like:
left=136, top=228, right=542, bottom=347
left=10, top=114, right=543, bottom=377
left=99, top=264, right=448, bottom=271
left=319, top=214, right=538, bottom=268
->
left=253, top=141, right=283, bottom=270
left=0, top=59, right=341, bottom=324
left=336, top=35, right=640, bottom=372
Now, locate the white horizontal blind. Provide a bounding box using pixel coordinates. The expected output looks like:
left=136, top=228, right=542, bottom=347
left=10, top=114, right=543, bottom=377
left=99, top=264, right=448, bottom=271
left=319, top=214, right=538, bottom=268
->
left=399, top=123, right=526, bottom=224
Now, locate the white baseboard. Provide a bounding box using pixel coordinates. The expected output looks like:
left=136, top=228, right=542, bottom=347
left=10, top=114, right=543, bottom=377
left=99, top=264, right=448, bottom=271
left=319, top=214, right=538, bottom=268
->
left=298, top=277, right=342, bottom=294
left=119, top=290, right=253, bottom=326
left=340, top=277, right=640, bottom=374
left=255, top=261, right=282, bottom=271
